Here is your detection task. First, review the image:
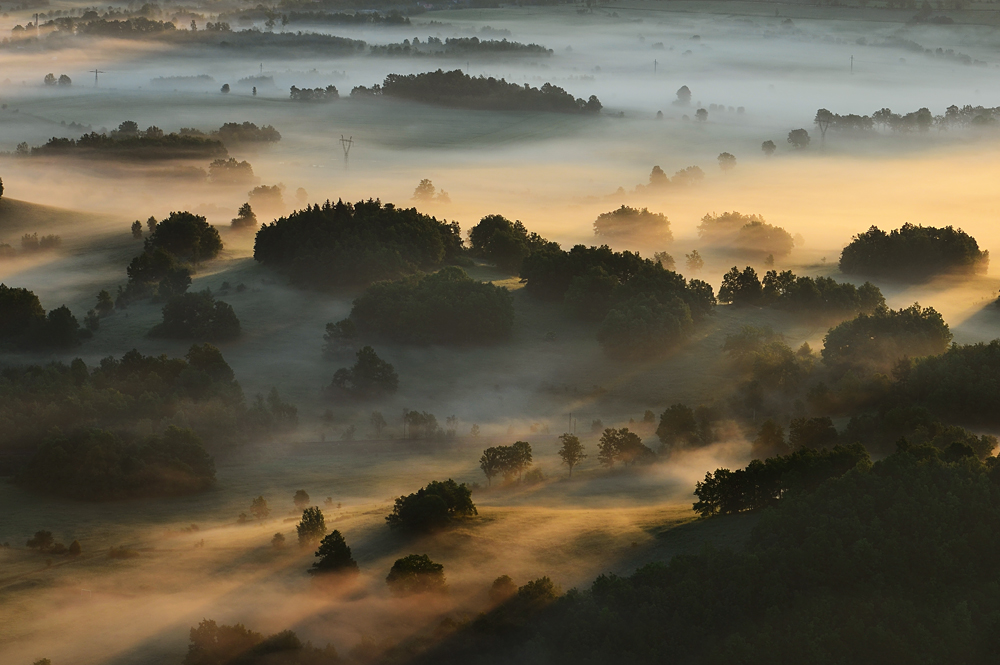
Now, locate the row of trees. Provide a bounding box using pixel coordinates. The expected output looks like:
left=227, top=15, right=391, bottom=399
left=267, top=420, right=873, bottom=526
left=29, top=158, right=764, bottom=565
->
left=369, top=36, right=552, bottom=57
left=719, top=265, right=885, bottom=318
left=289, top=85, right=338, bottom=101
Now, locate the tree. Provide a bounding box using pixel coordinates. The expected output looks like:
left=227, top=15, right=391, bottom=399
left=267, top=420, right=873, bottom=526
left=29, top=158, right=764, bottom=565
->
left=597, top=428, right=653, bottom=467
left=386, top=554, right=446, bottom=596
left=490, top=575, right=518, bottom=603
left=231, top=203, right=258, bottom=231
left=145, top=211, right=223, bottom=263
left=44, top=73, right=56, bottom=85
left=58, top=74, right=72, bottom=86
left=471, top=424, right=481, bottom=437
left=557, top=433, right=586, bottom=477
left=330, top=346, right=399, bottom=399
left=717, top=152, right=737, bottom=170
left=221, top=83, right=230, bottom=93
left=131, top=220, right=143, bottom=239
left=761, top=140, right=776, bottom=156
left=752, top=420, right=788, bottom=458
left=685, top=250, right=704, bottom=273
left=593, top=206, right=672, bottom=242
left=150, top=290, right=240, bottom=342
left=695, top=108, right=708, bottom=122
left=656, top=404, right=700, bottom=451
left=293, top=489, right=311, bottom=510
left=271, top=532, right=285, bottom=548
left=296, top=506, right=326, bottom=547
left=322, top=319, right=358, bottom=357
left=509, top=441, right=533, bottom=480
left=815, top=108, right=835, bottom=142
left=719, top=266, right=763, bottom=305
left=26, top=530, right=54, bottom=551
left=789, top=417, right=838, bottom=449
left=468, top=214, right=552, bottom=274
left=675, top=85, right=691, bottom=106
left=480, top=446, right=504, bottom=486
left=370, top=411, right=387, bottom=438
left=385, top=479, right=477, bottom=532
left=68, top=540, right=82, bottom=556
left=413, top=178, right=436, bottom=201
left=309, top=530, right=358, bottom=575
left=787, top=128, right=810, bottom=149
left=250, top=496, right=270, bottom=521
left=597, top=294, right=693, bottom=360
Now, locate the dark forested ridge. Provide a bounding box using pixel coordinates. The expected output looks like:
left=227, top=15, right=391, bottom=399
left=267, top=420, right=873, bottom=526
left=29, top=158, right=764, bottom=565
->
left=253, top=199, right=463, bottom=288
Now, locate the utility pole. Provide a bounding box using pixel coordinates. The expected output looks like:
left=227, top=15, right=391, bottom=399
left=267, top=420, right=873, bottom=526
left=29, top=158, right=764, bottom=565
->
left=851, top=55, right=854, bottom=73
left=339, top=134, right=353, bottom=166
left=654, top=59, right=657, bottom=73
left=91, top=69, right=105, bottom=86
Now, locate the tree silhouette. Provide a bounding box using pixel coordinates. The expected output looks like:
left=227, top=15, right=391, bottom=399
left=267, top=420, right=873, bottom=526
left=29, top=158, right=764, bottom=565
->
left=296, top=506, right=326, bottom=547
left=386, top=554, right=446, bottom=596
left=308, top=530, right=358, bottom=575
left=557, top=433, right=586, bottom=477
left=787, top=128, right=810, bottom=149
left=761, top=140, right=776, bottom=156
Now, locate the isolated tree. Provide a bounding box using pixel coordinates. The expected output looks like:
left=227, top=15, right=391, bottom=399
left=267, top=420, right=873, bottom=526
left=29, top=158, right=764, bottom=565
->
left=386, top=479, right=477, bottom=532
left=490, top=575, right=518, bottom=603
left=684, top=250, right=704, bottom=273
left=413, top=179, right=436, bottom=201
left=57, top=74, right=72, bottom=86
left=814, top=108, right=834, bottom=142
left=717, top=152, right=737, bottom=171
left=221, top=83, right=230, bottom=93
left=656, top=404, right=700, bottom=450
left=146, top=216, right=158, bottom=233
left=330, top=346, right=399, bottom=399
left=250, top=496, right=270, bottom=521
left=231, top=203, right=258, bottom=231
left=675, top=85, right=691, bottom=106
left=752, top=420, right=788, bottom=458
left=296, top=506, right=326, bottom=547
left=95, top=290, right=114, bottom=316
left=557, top=433, right=586, bottom=477
left=695, top=108, right=708, bottom=122
left=44, top=73, right=56, bottom=86
left=386, top=554, right=446, bottom=596
left=131, top=220, right=143, bottom=239
left=271, top=532, right=285, bottom=548
left=26, top=531, right=54, bottom=551
left=309, top=530, right=358, bottom=575
left=471, top=424, right=481, bottom=437
left=762, top=140, right=777, bottom=156
left=787, top=128, right=811, bottom=149
left=293, top=489, right=310, bottom=510
left=480, top=446, right=504, bottom=486
left=649, top=165, right=669, bottom=187
left=68, top=540, right=82, bottom=556
left=370, top=411, right=387, bottom=438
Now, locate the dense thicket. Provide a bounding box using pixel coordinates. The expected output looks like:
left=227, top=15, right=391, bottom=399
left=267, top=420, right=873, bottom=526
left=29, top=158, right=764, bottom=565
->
left=593, top=205, right=672, bottom=242
left=17, top=426, right=215, bottom=500
left=346, top=267, right=514, bottom=344
left=718, top=266, right=884, bottom=318
left=184, top=620, right=338, bottom=665
left=30, top=126, right=226, bottom=160
left=822, top=303, right=952, bottom=376
left=467, top=214, right=554, bottom=274
left=149, top=290, right=241, bottom=341
left=840, top=223, right=988, bottom=280
left=351, top=69, right=602, bottom=114
left=419, top=445, right=1000, bottom=665
left=0, top=283, right=81, bottom=350
left=697, top=211, right=794, bottom=256
left=893, top=340, right=1000, bottom=426
left=253, top=199, right=463, bottom=287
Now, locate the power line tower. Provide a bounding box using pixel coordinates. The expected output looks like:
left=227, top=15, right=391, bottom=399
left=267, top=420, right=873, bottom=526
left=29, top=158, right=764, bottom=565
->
left=91, top=69, right=105, bottom=86
left=339, top=135, right=353, bottom=165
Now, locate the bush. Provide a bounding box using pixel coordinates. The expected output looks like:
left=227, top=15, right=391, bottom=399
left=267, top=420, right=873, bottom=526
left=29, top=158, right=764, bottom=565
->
left=149, top=290, right=241, bottom=341
left=385, top=479, right=477, bottom=532
left=840, top=223, right=989, bottom=281
left=253, top=199, right=463, bottom=288
left=347, top=267, right=514, bottom=344
left=386, top=554, right=446, bottom=596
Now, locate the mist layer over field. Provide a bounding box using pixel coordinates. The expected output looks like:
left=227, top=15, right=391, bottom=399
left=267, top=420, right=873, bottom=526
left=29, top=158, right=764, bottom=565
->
left=3, top=1, right=1000, bottom=663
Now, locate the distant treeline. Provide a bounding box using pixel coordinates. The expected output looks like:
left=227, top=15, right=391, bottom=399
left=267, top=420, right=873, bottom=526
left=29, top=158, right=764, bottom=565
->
left=370, top=36, right=552, bottom=57
left=815, top=104, right=1000, bottom=133
left=29, top=129, right=226, bottom=160
left=289, top=85, right=338, bottom=101
left=351, top=69, right=602, bottom=114
left=220, top=8, right=410, bottom=26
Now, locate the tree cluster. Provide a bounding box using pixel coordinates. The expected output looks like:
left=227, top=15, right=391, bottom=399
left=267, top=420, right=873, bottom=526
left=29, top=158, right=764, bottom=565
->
left=592, top=205, right=672, bottom=243
left=328, top=346, right=398, bottom=399
left=29, top=122, right=227, bottom=160
left=839, top=223, right=988, bottom=281
left=467, top=214, right=554, bottom=274
left=597, top=427, right=655, bottom=467
left=149, top=289, right=241, bottom=342
left=184, top=619, right=338, bottom=665
left=350, top=69, right=602, bottom=114
left=289, top=85, right=339, bottom=101
left=369, top=35, right=552, bottom=57
left=718, top=266, right=885, bottom=318
left=698, top=211, right=794, bottom=257
left=655, top=403, right=720, bottom=453
left=0, top=283, right=81, bottom=350
left=344, top=267, right=514, bottom=345
left=385, top=479, right=477, bottom=533
left=253, top=199, right=464, bottom=287
left=479, top=441, right=533, bottom=486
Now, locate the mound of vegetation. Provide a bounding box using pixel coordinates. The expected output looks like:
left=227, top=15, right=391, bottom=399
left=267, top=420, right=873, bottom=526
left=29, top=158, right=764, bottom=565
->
left=350, top=69, right=602, bottom=114
left=420, top=444, right=1000, bottom=665
left=149, top=289, right=241, bottom=342
left=698, top=211, right=794, bottom=257
left=385, top=479, right=477, bottom=533
left=0, top=345, right=295, bottom=462
left=343, top=267, right=514, bottom=345
left=119, top=211, right=223, bottom=306
left=0, top=283, right=82, bottom=350
left=467, top=214, right=555, bottom=274
left=17, top=426, right=215, bottom=500
left=822, top=303, right=952, bottom=376
left=253, top=199, right=464, bottom=287
left=29, top=121, right=227, bottom=160
left=593, top=205, right=672, bottom=242
left=184, top=619, right=339, bottom=665
left=519, top=244, right=715, bottom=357
left=719, top=266, right=885, bottom=318
left=839, top=223, right=988, bottom=280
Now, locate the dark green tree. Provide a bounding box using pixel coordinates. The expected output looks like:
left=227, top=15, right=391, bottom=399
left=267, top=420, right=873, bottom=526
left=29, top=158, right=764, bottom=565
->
left=329, top=346, right=398, bottom=399
left=557, top=433, right=586, bottom=477
left=308, top=530, right=358, bottom=575
left=386, top=554, right=446, bottom=596
left=296, top=506, right=326, bottom=547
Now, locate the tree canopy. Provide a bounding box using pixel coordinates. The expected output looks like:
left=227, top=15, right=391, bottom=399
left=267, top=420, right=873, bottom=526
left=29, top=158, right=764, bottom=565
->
left=467, top=214, right=554, bottom=274
left=328, top=346, right=399, bottom=399
left=593, top=206, right=673, bottom=243
left=839, top=223, right=988, bottom=281
left=385, top=479, right=477, bottom=532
